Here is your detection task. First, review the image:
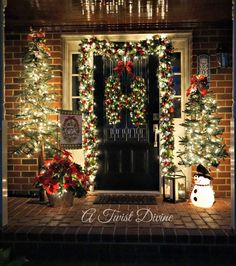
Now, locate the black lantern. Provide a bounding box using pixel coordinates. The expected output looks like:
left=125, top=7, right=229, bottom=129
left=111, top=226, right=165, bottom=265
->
left=163, top=171, right=186, bottom=203
left=216, top=44, right=230, bottom=68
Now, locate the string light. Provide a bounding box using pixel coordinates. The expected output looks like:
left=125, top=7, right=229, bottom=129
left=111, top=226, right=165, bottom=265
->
left=178, top=74, right=228, bottom=168
left=12, top=29, right=59, bottom=159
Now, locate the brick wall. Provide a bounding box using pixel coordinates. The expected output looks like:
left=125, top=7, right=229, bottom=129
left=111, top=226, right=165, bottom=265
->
left=5, top=26, right=232, bottom=197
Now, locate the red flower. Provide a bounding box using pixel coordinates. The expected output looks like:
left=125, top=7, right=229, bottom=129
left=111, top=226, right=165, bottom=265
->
left=169, top=106, right=174, bottom=113
left=53, top=155, right=60, bottom=161
left=45, top=182, right=59, bottom=195
left=35, top=150, right=89, bottom=195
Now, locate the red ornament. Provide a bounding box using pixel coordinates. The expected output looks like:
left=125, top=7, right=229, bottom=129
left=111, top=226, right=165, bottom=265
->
left=199, top=88, right=207, bottom=96
left=169, top=106, right=174, bottom=113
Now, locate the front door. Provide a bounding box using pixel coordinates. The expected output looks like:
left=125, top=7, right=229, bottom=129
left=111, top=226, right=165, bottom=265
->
left=94, top=52, right=159, bottom=191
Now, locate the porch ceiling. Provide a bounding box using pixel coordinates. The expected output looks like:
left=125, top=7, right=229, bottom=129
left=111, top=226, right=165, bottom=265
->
left=5, top=0, right=232, bottom=32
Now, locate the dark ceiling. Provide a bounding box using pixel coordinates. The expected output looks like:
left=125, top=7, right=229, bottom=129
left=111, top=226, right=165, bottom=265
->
left=5, top=0, right=232, bottom=32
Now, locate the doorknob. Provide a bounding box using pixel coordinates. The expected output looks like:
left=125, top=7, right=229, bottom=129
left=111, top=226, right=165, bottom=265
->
left=153, top=124, right=159, bottom=148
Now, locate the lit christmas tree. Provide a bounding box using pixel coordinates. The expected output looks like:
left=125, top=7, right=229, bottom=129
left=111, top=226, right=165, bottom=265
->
left=178, top=74, right=228, bottom=168
left=12, top=28, right=59, bottom=162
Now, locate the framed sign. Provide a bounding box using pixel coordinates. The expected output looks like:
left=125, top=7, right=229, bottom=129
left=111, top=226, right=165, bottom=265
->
left=197, top=54, right=210, bottom=81
left=60, top=110, right=82, bottom=149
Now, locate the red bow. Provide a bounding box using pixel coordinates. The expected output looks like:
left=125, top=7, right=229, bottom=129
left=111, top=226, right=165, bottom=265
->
left=114, top=60, right=134, bottom=77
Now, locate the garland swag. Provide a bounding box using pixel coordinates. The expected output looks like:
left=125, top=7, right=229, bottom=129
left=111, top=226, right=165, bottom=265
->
left=77, top=36, right=175, bottom=186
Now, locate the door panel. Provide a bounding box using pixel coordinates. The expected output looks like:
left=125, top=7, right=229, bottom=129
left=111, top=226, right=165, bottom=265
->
left=94, top=53, right=159, bottom=191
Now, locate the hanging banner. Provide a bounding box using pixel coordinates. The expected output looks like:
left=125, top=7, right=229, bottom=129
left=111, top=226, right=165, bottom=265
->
left=60, top=110, right=82, bottom=149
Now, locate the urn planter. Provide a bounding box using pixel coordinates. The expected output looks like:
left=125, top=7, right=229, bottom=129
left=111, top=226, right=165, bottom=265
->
left=47, top=191, right=74, bottom=207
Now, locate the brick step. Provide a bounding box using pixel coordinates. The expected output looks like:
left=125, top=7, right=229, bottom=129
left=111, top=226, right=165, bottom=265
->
left=1, top=226, right=236, bottom=255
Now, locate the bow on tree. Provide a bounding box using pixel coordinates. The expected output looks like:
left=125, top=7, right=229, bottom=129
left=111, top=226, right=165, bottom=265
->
left=114, top=59, right=134, bottom=77
left=186, top=74, right=208, bottom=97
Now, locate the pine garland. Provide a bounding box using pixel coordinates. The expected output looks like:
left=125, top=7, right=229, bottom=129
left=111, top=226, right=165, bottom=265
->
left=78, top=36, right=175, bottom=186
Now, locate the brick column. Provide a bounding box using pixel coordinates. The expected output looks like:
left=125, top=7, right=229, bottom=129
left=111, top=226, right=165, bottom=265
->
left=232, top=0, right=236, bottom=230
left=0, top=0, right=7, bottom=227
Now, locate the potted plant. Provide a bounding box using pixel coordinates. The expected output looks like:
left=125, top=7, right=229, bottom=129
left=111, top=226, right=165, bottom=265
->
left=34, top=150, right=89, bottom=207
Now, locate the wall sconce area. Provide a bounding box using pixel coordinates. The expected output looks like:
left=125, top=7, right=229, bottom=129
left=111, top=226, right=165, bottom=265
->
left=216, top=44, right=231, bottom=68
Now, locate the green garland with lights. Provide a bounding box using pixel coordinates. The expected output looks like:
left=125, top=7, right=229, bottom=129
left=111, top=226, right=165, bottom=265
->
left=104, top=75, right=147, bottom=126
left=77, top=36, right=175, bottom=186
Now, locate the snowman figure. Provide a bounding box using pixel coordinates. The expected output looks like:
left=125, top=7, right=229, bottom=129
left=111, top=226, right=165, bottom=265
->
left=190, top=164, right=215, bottom=208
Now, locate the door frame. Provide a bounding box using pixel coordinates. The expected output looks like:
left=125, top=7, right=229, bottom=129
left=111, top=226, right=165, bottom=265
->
left=62, top=32, right=192, bottom=194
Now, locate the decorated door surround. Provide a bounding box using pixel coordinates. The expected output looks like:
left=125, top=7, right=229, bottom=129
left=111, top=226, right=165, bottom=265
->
left=62, top=33, right=192, bottom=191
left=76, top=35, right=175, bottom=190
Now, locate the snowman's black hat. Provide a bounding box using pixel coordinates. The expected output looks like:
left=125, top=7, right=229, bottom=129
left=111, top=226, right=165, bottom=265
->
left=196, top=164, right=212, bottom=180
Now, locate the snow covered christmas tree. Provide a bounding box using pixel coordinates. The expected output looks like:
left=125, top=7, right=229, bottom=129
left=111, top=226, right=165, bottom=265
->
left=178, top=74, right=228, bottom=168
left=12, top=28, right=59, bottom=161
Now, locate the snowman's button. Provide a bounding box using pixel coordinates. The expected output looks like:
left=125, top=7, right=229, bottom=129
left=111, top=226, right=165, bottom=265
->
left=194, top=189, right=197, bottom=193
left=194, top=197, right=197, bottom=201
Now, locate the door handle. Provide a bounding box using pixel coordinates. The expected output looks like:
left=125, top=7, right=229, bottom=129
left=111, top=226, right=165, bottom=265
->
left=153, top=124, right=159, bottom=148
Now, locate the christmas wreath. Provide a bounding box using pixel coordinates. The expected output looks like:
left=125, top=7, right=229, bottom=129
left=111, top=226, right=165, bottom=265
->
left=104, top=60, right=147, bottom=127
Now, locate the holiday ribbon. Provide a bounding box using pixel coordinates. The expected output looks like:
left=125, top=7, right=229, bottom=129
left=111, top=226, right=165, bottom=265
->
left=186, top=74, right=208, bottom=97
left=114, top=59, right=134, bottom=77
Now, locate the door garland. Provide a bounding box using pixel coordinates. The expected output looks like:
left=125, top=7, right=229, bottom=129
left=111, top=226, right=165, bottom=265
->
left=77, top=36, right=175, bottom=188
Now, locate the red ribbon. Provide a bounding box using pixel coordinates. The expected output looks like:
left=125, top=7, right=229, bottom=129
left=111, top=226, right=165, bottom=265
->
left=114, top=60, right=134, bottom=77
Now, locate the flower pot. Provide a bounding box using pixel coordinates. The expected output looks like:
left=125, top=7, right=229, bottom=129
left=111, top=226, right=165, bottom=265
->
left=47, top=191, right=74, bottom=207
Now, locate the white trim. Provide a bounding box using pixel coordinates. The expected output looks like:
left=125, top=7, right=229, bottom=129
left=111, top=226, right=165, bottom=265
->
left=0, top=0, right=8, bottom=227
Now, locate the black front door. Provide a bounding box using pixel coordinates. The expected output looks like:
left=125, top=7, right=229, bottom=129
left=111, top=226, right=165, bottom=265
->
left=94, top=54, right=159, bottom=191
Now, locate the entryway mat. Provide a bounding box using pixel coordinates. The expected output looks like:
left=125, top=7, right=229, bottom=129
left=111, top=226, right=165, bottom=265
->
left=93, top=195, right=157, bottom=205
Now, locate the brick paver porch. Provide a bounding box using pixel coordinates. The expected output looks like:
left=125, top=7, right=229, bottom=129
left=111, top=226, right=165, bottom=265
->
left=8, top=195, right=231, bottom=230
left=1, top=195, right=236, bottom=265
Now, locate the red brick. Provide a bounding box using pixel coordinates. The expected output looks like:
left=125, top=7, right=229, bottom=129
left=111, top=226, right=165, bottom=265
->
left=8, top=159, right=22, bottom=164
left=14, top=165, right=29, bottom=171
left=211, top=74, right=225, bottom=80
left=53, top=59, right=62, bottom=65
left=8, top=184, right=21, bottom=190
left=14, top=177, right=29, bottom=183
left=22, top=184, right=34, bottom=190
left=217, top=81, right=232, bottom=87
left=53, top=46, right=62, bottom=51
left=8, top=171, right=21, bottom=177
left=213, top=179, right=226, bottom=185
left=218, top=185, right=231, bottom=191
left=6, top=58, right=21, bottom=65
left=5, top=72, right=20, bottom=78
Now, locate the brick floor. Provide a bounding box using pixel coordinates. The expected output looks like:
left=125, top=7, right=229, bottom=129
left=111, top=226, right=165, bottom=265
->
left=7, top=195, right=231, bottom=230
left=1, top=195, right=236, bottom=264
